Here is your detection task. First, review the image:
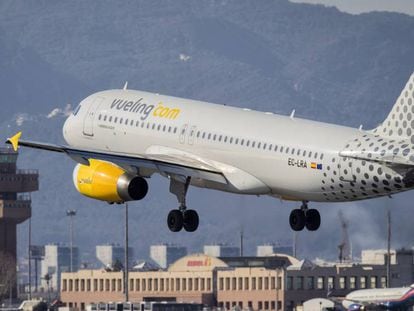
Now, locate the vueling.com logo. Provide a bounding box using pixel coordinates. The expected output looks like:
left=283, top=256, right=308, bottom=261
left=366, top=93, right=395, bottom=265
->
left=110, top=98, right=181, bottom=121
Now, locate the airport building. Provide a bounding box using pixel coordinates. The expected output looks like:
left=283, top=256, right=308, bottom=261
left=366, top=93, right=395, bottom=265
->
left=149, top=243, right=187, bottom=269
left=60, top=249, right=414, bottom=311
left=0, top=147, right=38, bottom=297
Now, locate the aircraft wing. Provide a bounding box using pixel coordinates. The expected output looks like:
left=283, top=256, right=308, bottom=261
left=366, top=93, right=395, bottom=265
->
left=6, top=132, right=227, bottom=184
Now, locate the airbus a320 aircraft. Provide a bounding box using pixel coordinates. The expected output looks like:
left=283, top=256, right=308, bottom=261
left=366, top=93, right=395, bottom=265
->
left=7, top=73, right=414, bottom=233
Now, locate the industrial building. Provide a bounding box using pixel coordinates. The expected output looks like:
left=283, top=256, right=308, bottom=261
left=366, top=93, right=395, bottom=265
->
left=96, top=244, right=134, bottom=268
left=0, top=147, right=38, bottom=298
left=60, top=249, right=414, bottom=311
left=149, top=243, right=187, bottom=269
left=41, top=244, right=80, bottom=292
left=203, top=243, right=240, bottom=257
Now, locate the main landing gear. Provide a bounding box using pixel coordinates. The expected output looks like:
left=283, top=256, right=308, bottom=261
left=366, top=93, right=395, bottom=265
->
left=167, top=176, right=199, bottom=232
left=289, top=201, right=321, bottom=231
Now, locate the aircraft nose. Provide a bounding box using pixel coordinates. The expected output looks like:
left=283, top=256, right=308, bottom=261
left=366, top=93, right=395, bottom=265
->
left=62, top=115, right=72, bottom=144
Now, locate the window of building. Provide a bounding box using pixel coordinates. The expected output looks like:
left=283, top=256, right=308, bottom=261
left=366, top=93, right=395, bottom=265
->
left=339, top=277, right=346, bottom=289
left=258, top=301, right=263, bottom=310
left=182, top=278, right=186, bottom=291
left=93, top=279, right=98, bottom=291
left=238, top=277, right=242, bottom=290
left=252, top=277, right=257, bottom=290
left=245, top=277, right=249, bottom=290
left=360, top=276, right=367, bottom=289
left=142, top=279, right=146, bottom=291
left=381, top=276, right=387, bottom=288
left=86, top=279, right=91, bottom=291
left=271, top=301, right=276, bottom=310
left=271, top=277, right=276, bottom=290
left=117, top=279, right=122, bottom=292
left=194, top=278, right=199, bottom=291
left=287, top=277, right=293, bottom=290
left=136, top=279, right=140, bottom=291
left=317, top=277, right=324, bottom=290
left=219, top=278, right=223, bottom=290
left=307, top=276, right=314, bottom=290
left=264, top=277, right=269, bottom=290
left=277, top=301, right=282, bottom=310
left=99, top=279, right=103, bottom=291
left=63, top=280, right=67, bottom=291
left=277, top=277, right=282, bottom=289
left=201, top=278, right=205, bottom=291
left=207, top=278, right=211, bottom=291
left=188, top=278, right=193, bottom=291
left=170, top=278, right=174, bottom=291
left=232, top=277, right=236, bottom=290
left=258, top=277, right=263, bottom=290
left=175, top=278, right=180, bottom=291
left=226, top=277, right=230, bottom=290
left=370, top=276, right=377, bottom=289
left=349, top=276, right=356, bottom=289
left=105, top=279, right=110, bottom=291
left=148, top=278, right=153, bottom=291
left=328, top=276, right=335, bottom=290
left=296, top=277, right=304, bottom=290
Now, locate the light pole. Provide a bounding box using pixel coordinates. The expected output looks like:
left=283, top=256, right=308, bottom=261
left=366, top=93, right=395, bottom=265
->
left=66, top=209, right=77, bottom=273
left=124, top=202, right=129, bottom=302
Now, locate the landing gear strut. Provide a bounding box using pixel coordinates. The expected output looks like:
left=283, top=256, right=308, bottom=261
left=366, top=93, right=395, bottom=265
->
left=167, top=176, right=199, bottom=232
left=289, top=201, right=321, bottom=231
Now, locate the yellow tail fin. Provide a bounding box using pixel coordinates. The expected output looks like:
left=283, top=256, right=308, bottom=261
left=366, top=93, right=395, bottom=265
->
left=7, top=132, right=22, bottom=151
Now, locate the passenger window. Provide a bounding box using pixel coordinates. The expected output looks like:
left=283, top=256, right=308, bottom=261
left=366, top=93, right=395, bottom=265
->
left=208, top=133, right=211, bottom=140
left=109, top=116, right=112, bottom=122
left=224, top=136, right=227, bottom=143
left=98, top=115, right=102, bottom=120
left=218, top=135, right=222, bottom=142
left=230, top=137, right=233, bottom=144
left=263, top=143, right=267, bottom=150
left=297, top=149, right=301, bottom=156
left=303, top=150, right=306, bottom=156
left=163, top=125, right=166, bottom=131
left=141, top=122, right=145, bottom=128
left=309, top=151, right=313, bottom=158
left=286, top=147, right=290, bottom=153
left=152, top=124, right=156, bottom=130
left=314, top=152, right=318, bottom=159
left=168, top=126, right=172, bottom=132
left=291, top=148, right=295, bottom=155
left=202, top=132, right=206, bottom=139
left=157, top=124, right=161, bottom=131
left=120, top=118, right=123, bottom=124
left=130, top=120, right=134, bottom=126
left=269, top=144, right=272, bottom=150
left=197, top=131, right=200, bottom=138
left=125, top=119, right=129, bottom=125
left=274, top=145, right=278, bottom=152
left=280, top=146, right=284, bottom=153
left=103, top=115, right=107, bottom=121
left=252, top=142, right=255, bottom=148
left=320, top=154, right=324, bottom=160
left=136, top=121, right=139, bottom=127
left=213, top=134, right=217, bottom=141
left=174, top=127, right=177, bottom=134
left=146, top=123, right=150, bottom=129
left=246, top=140, right=250, bottom=147
left=235, top=138, right=239, bottom=144
left=258, top=142, right=261, bottom=149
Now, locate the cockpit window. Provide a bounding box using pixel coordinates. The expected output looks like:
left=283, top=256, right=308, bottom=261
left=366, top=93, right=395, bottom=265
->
left=73, top=104, right=81, bottom=116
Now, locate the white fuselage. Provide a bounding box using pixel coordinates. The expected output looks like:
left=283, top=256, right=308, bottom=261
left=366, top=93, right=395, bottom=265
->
left=63, top=89, right=410, bottom=203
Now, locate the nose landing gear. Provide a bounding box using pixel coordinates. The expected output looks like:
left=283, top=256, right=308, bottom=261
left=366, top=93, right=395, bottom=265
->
left=289, top=201, right=321, bottom=231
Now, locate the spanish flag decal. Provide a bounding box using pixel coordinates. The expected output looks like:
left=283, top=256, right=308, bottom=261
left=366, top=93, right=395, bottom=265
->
left=311, top=163, right=323, bottom=170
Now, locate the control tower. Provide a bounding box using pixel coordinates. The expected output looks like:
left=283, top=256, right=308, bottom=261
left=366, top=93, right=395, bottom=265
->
left=0, top=147, right=38, bottom=296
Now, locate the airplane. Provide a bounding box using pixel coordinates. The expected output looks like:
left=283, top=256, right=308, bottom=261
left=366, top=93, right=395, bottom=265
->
left=343, top=284, right=414, bottom=310
left=6, top=72, right=414, bottom=233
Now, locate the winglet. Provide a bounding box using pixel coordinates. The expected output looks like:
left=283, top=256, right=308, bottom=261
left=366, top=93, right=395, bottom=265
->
left=7, top=132, right=22, bottom=151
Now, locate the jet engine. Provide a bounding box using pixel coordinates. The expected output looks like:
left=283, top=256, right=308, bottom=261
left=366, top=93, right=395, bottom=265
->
left=73, top=159, right=148, bottom=203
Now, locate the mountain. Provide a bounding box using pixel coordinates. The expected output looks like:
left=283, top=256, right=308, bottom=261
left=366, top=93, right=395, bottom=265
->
left=0, top=0, right=413, bottom=262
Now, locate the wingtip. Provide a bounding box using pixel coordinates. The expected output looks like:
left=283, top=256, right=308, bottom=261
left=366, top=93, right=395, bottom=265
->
left=6, top=131, right=22, bottom=151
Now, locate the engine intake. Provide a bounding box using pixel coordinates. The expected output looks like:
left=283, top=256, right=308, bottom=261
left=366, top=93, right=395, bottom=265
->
left=73, top=159, right=148, bottom=203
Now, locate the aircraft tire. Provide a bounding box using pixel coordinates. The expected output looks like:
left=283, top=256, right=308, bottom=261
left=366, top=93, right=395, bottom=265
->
left=167, top=209, right=183, bottom=232
left=183, top=209, right=199, bottom=232
left=289, top=209, right=306, bottom=231
left=305, top=209, right=321, bottom=231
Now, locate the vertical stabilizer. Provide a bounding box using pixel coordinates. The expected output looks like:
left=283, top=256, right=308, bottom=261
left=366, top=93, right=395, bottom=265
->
left=373, top=73, right=414, bottom=142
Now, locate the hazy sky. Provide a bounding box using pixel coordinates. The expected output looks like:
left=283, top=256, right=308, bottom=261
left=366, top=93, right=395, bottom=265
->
left=289, top=0, right=414, bottom=16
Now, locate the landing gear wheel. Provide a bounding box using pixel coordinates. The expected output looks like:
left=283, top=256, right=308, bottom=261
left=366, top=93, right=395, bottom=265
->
left=289, top=209, right=306, bottom=231
left=183, top=209, right=199, bottom=232
left=167, top=210, right=183, bottom=232
left=305, top=209, right=321, bottom=231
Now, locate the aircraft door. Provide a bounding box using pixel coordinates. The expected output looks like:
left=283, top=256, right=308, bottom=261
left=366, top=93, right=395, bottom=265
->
left=83, top=96, right=104, bottom=137
left=339, top=156, right=355, bottom=182
left=188, top=126, right=197, bottom=145
left=179, top=124, right=188, bottom=144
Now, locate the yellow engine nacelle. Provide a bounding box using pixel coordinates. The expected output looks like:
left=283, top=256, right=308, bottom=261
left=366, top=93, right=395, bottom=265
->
left=73, top=159, right=148, bottom=203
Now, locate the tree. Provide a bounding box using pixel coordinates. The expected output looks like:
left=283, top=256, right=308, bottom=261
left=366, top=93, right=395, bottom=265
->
left=0, top=252, right=16, bottom=303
